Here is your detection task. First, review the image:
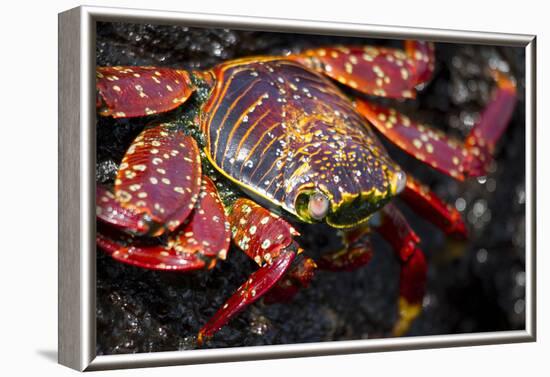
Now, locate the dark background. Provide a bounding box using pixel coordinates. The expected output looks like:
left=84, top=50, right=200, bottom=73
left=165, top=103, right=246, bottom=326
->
left=95, top=22, right=526, bottom=354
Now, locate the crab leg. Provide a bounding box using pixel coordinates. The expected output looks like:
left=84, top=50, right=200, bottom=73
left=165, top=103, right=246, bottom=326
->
left=263, top=255, right=317, bottom=304
left=97, top=228, right=206, bottom=271
left=375, top=203, right=427, bottom=336
left=96, top=66, right=195, bottom=118
left=97, top=176, right=231, bottom=271
left=198, top=199, right=301, bottom=344
left=265, top=227, right=375, bottom=304
left=290, top=41, right=435, bottom=99
left=462, top=70, right=518, bottom=176
left=97, top=124, right=202, bottom=237
left=316, top=227, right=374, bottom=272
left=400, top=175, right=467, bottom=238
left=355, top=69, right=517, bottom=179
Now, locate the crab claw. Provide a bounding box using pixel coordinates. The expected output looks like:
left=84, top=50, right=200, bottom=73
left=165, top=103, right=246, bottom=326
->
left=97, top=176, right=231, bottom=271
left=96, top=66, right=195, bottom=118
left=97, top=124, right=202, bottom=237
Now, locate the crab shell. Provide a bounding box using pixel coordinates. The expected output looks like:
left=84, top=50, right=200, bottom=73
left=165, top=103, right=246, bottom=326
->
left=200, top=57, right=405, bottom=228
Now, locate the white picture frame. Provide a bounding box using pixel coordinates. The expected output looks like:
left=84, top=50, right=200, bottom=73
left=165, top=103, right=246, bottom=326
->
left=58, top=5, right=536, bottom=371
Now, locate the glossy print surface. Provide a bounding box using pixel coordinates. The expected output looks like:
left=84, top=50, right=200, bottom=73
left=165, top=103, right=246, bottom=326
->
left=93, top=25, right=522, bottom=349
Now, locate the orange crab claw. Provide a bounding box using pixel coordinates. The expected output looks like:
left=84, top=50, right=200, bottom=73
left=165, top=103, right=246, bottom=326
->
left=96, top=66, right=195, bottom=118
left=290, top=41, right=434, bottom=99
left=100, top=124, right=202, bottom=237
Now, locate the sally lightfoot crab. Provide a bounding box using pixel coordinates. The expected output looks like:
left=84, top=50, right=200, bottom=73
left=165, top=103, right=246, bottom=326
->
left=95, top=40, right=516, bottom=345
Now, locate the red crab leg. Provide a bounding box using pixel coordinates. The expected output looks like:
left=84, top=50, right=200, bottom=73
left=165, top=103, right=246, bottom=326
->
left=290, top=41, right=434, bottom=99
left=357, top=100, right=469, bottom=180
left=462, top=70, right=518, bottom=176
left=355, top=69, right=517, bottom=180
left=316, top=227, right=374, bottom=272
left=400, top=174, right=467, bottom=238
left=198, top=198, right=301, bottom=344
left=97, top=229, right=206, bottom=271
left=264, top=228, right=374, bottom=304
left=96, top=66, right=195, bottom=118
left=97, top=124, right=202, bottom=237
left=405, top=40, right=435, bottom=85
left=263, top=255, right=317, bottom=304
left=97, top=176, right=230, bottom=271
left=375, top=203, right=427, bottom=336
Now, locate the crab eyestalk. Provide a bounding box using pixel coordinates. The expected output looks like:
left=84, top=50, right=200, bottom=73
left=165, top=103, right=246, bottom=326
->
left=308, top=192, right=330, bottom=221
left=295, top=190, right=330, bottom=223
left=392, top=170, right=407, bottom=195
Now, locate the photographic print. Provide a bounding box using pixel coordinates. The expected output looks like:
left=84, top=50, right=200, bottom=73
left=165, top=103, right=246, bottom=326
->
left=58, top=6, right=535, bottom=370
left=94, top=22, right=526, bottom=354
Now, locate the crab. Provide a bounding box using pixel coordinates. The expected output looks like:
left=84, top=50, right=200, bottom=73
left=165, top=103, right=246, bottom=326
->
left=95, top=40, right=517, bottom=345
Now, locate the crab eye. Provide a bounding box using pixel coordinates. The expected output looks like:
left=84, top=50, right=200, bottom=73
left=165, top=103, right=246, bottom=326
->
left=308, top=192, right=330, bottom=220
left=394, top=171, right=407, bottom=194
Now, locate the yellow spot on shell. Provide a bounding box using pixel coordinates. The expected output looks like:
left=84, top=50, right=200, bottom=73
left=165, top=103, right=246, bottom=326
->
left=426, top=143, right=434, bottom=153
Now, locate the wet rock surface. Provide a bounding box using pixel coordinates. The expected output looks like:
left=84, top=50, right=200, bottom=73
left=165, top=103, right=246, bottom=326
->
left=96, top=22, right=526, bottom=355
